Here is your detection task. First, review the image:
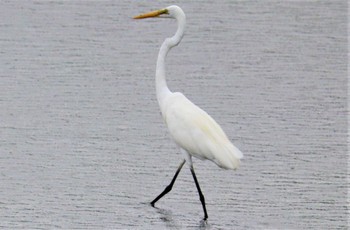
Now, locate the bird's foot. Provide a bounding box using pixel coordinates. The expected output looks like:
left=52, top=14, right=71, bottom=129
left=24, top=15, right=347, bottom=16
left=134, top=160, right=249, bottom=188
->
left=199, top=218, right=209, bottom=228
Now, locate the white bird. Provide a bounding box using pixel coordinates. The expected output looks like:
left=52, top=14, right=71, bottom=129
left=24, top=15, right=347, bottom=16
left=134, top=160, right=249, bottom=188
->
left=134, top=5, right=243, bottom=220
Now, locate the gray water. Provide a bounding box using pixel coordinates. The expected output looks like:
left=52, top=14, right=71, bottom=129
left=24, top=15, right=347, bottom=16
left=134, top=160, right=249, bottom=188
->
left=0, top=1, right=347, bottom=229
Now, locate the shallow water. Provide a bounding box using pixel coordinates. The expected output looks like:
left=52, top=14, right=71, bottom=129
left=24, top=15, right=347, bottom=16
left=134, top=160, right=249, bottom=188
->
left=0, top=1, right=348, bottom=229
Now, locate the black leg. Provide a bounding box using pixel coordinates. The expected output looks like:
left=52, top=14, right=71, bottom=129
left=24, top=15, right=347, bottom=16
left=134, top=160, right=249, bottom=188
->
left=190, top=165, right=208, bottom=220
left=150, top=159, right=186, bottom=207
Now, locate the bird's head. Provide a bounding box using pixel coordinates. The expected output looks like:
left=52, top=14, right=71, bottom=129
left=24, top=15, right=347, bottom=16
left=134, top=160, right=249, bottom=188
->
left=133, top=5, right=183, bottom=20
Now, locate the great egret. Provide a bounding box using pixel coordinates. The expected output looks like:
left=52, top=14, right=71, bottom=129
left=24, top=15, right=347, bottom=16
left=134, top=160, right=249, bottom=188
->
left=134, top=5, right=243, bottom=220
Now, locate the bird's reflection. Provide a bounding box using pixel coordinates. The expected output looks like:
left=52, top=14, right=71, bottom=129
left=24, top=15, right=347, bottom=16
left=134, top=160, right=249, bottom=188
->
left=153, top=205, right=211, bottom=229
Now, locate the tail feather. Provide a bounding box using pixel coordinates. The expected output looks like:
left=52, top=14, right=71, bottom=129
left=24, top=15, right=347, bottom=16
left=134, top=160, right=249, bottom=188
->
left=213, top=141, right=243, bottom=170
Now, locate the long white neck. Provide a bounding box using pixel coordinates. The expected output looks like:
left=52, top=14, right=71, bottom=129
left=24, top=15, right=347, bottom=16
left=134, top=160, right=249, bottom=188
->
left=156, top=8, right=186, bottom=112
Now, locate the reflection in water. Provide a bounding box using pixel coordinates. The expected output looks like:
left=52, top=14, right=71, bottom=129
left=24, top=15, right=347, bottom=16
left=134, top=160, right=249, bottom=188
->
left=155, top=206, right=211, bottom=230
left=156, top=207, right=179, bottom=229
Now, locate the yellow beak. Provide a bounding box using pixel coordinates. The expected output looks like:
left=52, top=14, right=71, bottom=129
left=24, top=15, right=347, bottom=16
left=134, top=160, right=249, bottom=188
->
left=133, top=8, right=168, bottom=19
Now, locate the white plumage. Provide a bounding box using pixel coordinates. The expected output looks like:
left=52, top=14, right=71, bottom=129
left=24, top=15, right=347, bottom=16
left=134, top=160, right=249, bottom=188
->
left=162, top=92, right=243, bottom=170
left=134, top=5, right=243, bottom=220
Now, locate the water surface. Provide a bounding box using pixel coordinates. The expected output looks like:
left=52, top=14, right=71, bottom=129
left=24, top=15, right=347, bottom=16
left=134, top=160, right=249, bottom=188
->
left=0, top=1, right=347, bottom=229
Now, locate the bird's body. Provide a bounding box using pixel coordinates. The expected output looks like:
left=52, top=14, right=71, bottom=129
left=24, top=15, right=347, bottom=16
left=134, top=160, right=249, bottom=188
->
left=134, top=5, right=243, bottom=220
left=161, top=91, right=242, bottom=169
